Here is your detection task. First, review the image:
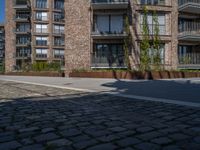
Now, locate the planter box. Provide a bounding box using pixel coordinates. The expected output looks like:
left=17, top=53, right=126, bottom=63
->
left=69, top=71, right=134, bottom=79
left=5, top=72, right=64, bottom=77
left=70, top=70, right=200, bottom=80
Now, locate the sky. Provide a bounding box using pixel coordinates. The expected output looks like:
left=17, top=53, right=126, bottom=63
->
left=0, top=0, right=5, bottom=23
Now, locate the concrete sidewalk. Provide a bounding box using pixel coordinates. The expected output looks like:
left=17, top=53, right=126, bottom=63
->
left=0, top=75, right=200, bottom=107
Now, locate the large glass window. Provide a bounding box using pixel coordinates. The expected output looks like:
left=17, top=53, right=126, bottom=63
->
left=140, top=13, right=166, bottom=35
left=54, top=0, right=64, bottom=10
left=16, top=36, right=30, bottom=44
left=53, top=49, right=64, bottom=58
left=35, top=0, right=47, bottom=8
left=16, top=47, right=31, bottom=57
left=16, top=23, right=30, bottom=32
left=140, top=0, right=165, bottom=5
left=36, top=36, right=48, bottom=46
left=35, top=24, right=48, bottom=33
left=36, top=48, right=48, bottom=58
left=54, top=37, right=64, bottom=46
left=148, top=44, right=165, bottom=64
left=95, top=15, right=124, bottom=34
left=53, top=25, right=64, bottom=34
left=93, top=44, right=125, bottom=67
left=36, top=12, right=48, bottom=21
left=54, top=12, right=64, bottom=22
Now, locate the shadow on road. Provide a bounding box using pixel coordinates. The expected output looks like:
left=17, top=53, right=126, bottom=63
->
left=101, top=79, right=200, bottom=103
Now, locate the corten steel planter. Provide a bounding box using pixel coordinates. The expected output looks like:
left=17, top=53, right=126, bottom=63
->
left=159, top=71, right=170, bottom=79
left=69, top=71, right=200, bottom=80
left=150, top=71, right=161, bottom=80
left=5, top=72, right=64, bottom=77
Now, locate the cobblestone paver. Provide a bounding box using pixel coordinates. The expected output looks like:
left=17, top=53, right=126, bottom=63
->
left=0, top=80, right=200, bottom=150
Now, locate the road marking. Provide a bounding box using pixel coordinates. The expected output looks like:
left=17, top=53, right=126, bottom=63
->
left=0, top=78, right=200, bottom=108
left=0, top=78, right=95, bottom=93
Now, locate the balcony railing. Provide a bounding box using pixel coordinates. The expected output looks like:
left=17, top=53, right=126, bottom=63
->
left=16, top=53, right=31, bottom=58
left=91, top=0, right=129, bottom=10
left=36, top=54, right=47, bottom=58
left=179, top=0, right=200, bottom=6
left=92, top=30, right=127, bottom=39
left=178, top=21, right=200, bottom=40
left=15, top=28, right=31, bottom=34
left=15, top=14, right=30, bottom=20
left=54, top=55, right=64, bottom=59
left=179, top=53, right=200, bottom=65
left=179, top=0, right=200, bottom=14
left=91, top=56, right=126, bottom=68
left=13, top=0, right=30, bottom=9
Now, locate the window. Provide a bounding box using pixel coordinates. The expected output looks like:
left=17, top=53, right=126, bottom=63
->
left=54, top=37, right=64, bottom=46
left=53, top=25, right=64, bottom=34
left=16, top=11, right=30, bottom=19
left=16, top=47, right=31, bottom=57
left=54, top=0, right=64, bottom=10
left=54, top=12, right=64, bottom=22
left=36, top=12, right=48, bottom=21
left=16, top=23, right=30, bottom=32
left=93, top=44, right=125, bottom=67
left=35, top=24, right=48, bottom=33
left=54, top=49, right=64, bottom=58
left=95, top=15, right=124, bottom=34
left=16, top=0, right=27, bottom=5
left=36, top=48, right=48, bottom=58
left=140, top=13, right=166, bottom=35
left=16, top=36, right=30, bottom=44
left=36, top=36, right=48, bottom=46
left=140, top=43, right=165, bottom=64
left=35, top=0, right=47, bottom=8
left=140, top=0, right=165, bottom=5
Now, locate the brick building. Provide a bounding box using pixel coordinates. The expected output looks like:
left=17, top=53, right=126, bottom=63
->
left=4, top=0, right=200, bottom=75
left=0, top=24, right=5, bottom=72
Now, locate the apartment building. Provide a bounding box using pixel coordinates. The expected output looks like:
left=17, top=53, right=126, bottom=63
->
left=65, top=0, right=178, bottom=74
left=5, top=0, right=65, bottom=72
left=178, top=0, right=200, bottom=69
left=5, top=0, right=200, bottom=75
left=0, top=24, right=5, bottom=72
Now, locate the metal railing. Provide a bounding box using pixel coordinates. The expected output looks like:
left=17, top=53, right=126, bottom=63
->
left=92, top=0, right=129, bottom=3
left=16, top=14, right=30, bottom=20
left=36, top=54, right=47, bottom=58
left=179, top=52, right=200, bottom=64
left=179, top=21, right=200, bottom=35
left=179, top=0, right=200, bottom=6
left=92, top=56, right=126, bottom=68
left=16, top=53, right=31, bottom=58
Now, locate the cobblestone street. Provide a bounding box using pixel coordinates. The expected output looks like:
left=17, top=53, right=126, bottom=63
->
left=0, top=80, right=200, bottom=150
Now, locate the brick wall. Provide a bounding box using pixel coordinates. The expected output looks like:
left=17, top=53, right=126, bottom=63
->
left=65, top=0, right=91, bottom=76
left=5, top=0, right=16, bottom=72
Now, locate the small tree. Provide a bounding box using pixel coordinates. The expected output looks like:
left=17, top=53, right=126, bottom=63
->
left=140, top=6, right=150, bottom=71
left=124, top=16, right=132, bottom=70
left=152, top=10, right=162, bottom=71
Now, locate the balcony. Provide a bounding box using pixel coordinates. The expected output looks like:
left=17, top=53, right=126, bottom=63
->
left=16, top=42, right=31, bottom=47
left=179, top=0, right=200, bottom=14
left=178, top=21, right=200, bottom=41
left=15, top=14, right=30, bottom=22
left=91, top=56, right=126, bottom=68
left=178, top=53, right=200, bottom=69
left=91, top=0, right=129, bottom=10
left=13, top=0, right=30, bottom=9
left=0, top=45, right=4, bottom=49
left=16, top=53, right=31, bottom=59
left=36, top=54, right=47, bottom=59
left=92, top=31, right=127, bottom=39
left=15, top=28, right=31, bottom=34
